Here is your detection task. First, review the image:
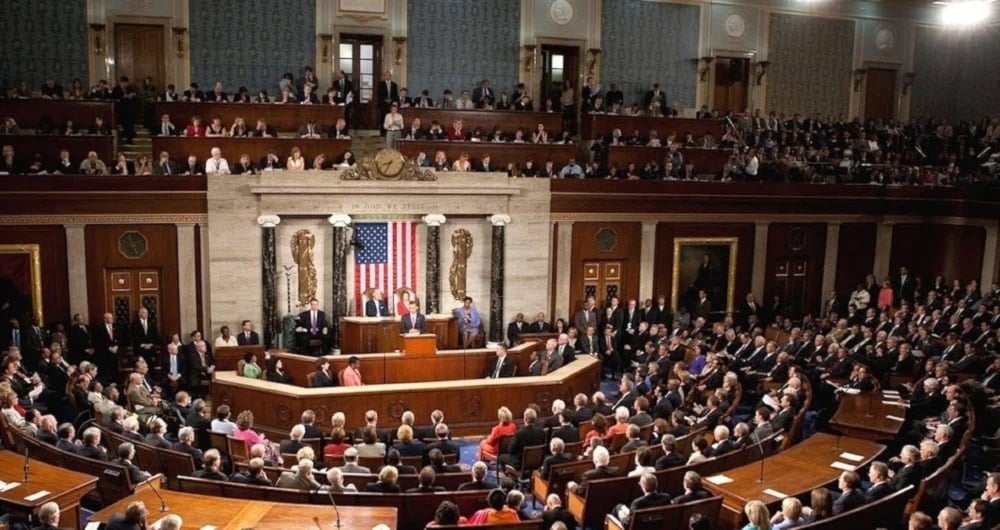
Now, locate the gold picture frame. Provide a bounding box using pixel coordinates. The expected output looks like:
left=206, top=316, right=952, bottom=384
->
left=0, top=244, right=43, bottom=323
left=671, top=237, right=738, bottom=315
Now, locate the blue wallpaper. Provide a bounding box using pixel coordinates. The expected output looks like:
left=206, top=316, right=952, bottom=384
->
left=406, top=0, right=520, bottom=99
left=600, top=1, right=699, bottom=109
left=0, top=0, right=87, bottom=93
left=911, top=26, right=1000, bottom=121
left=765, top=13, right=854, bottom=117
left=189, top=0, right=315, bottom=93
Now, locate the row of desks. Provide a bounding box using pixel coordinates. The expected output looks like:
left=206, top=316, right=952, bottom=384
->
left=152, top=137, right=351, bottom=166
left=0, top=99, right=115, bottom=128
left=2, top=135, right=114, bottom=166
left=582, top=114, right=725, bottom=140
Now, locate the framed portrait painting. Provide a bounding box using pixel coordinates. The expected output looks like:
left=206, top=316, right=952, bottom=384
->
left=0, top=244, right=43, bottom=324
left=671, top=238, right=737, bottom=317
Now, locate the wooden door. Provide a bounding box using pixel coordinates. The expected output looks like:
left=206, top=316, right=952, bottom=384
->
left=105, top=269, right=163, bottom=332
left=114, top=24, right=165, bottom=87
left=772, top=259, right=809, bottom=319
left=541, top=45, right=580, bottom=134
left=864, top=68, right=896, bottom=120
left=581, top=261, right=625, bottom=310
left=339, top=34, right=383, bottom=130
left=713, top=57, right=749, bottom=114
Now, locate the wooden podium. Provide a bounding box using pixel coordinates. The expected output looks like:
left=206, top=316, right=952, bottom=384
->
left=340, top=315, right=456, bottom=354
left=400, top=333, right=437, bottom=356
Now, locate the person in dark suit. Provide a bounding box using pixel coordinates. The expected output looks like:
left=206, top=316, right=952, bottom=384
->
left=865, top=461, right=895, bottom=502
left=672, top=471, right=712, bottom=504
left=279, top=424, right=308, bottom=455
left=457, top=461, right=497, bottom=491
left=377, top=72, right=399, bottom=131
left=399, top=301, right=425, bottom=334
left=737, top=293, right=761, bottom=329
left=499, top=408, right=547, bottom=472
left=709, top=425, right=738, bottom=457
left=78, top=427, right=109, bottom=461
left=185, top=338, right=215, bottom=395
left=91, top=312, right=120, bottom=385
left=296, top=298, right=329, bottom=354
left=643, top=83, right=667, bottom=112
left=423, top=423, right=459, bottom=467
left=539, top=438, right=573, bottom=478
left=313, top=358, right=336, bottom=387
left=160, top=343, right=187, bottom=399
left=66, top=313, right=93, bottom=365
left=471, top=79, right=494, bottom=108
left=506, top=313, right=527, bottom=346
left=654, top=434, right=684, bottom=470
left=550, top=411, right=580, bottom=444
left=832, top=471, right=866, bottom=514
left=528, top=312, right=552, bottom=333
left=616, top=473, right=672, bottom=526
left=129, top=307, right=159, bottom=366
left=572, top=446, right=620, bottom=495
left=693, top=290, right=712, bottom=321
left=236, top=320, right=260, bottom=345
left=890, top=445, right=925, bottom=491
left=364, top=289, right=391, bottom=317
left=104, top=500, right=148, bottom=530
left=894, top=266, right=916, bottom=305
left=539, top=494, right=577, bottom=529
left=330, top=70, right=354, bottom=104
left=229, top=457, right=272, bottom=486
left=484, top=346, right=516, bottom=378
left=114, top=442, right=152, bottom=484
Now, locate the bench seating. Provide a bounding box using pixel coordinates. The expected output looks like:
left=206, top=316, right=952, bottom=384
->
left=397, top=139, right=577, bottom=172
left=604, top=495, right=723, bottom=530
left=0, top=99, right=115, bottom=128
left=151, top=136, right=351, bottom=168
left=154, top=102, right=343, bottom=133
left=1, top=135, right=115, bottom=167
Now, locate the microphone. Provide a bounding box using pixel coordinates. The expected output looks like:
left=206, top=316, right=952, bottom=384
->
left=139, top=475, right=169, bottom=512
left=325, top=489, right=343, bottom=529
left=23, top=445, right=30, bottom=483
left=755, top=434, right=766, bottom=485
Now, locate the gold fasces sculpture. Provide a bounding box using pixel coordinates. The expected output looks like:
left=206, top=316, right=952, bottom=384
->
left=290, top=229, right=318, bottom=307
left=449, top=228, right=473, bottom=300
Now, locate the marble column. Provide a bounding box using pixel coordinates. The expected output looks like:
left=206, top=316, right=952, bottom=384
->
left=751, top=222, right=770, bottom=298
left=328, top=214, right=352, bottom=351
left=176, top=223, right=198, bottom=335
left=821, top=222, right=841, bottom=299
left=488, top=214, right=511, bottom=345
left=873, top=222, right=895, bottom=282
left=554, top=222, right=574, bottom=321
left=639, top=222, right=658, bottom=300
left=258, top=215, right=281, bottom=348
left=422, top=214, right=446, bottom=314
left=64, top=224, right=89, bottom=321
left=981, top=221, right=999, bottom=292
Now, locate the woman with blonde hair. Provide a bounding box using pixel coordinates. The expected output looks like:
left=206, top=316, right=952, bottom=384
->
left=477, top=406, right=516, bottom=461
left=770, top=497, right=804, bottom=529
left=742, top=499, right=771, bottom=530
left=286, top=146, right=305, bottom=171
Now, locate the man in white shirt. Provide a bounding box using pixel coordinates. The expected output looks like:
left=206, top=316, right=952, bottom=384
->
left=205, top=147, right=231, bottom=175
left=559, top=158, right=583, bottom=178
left=744, top=148, right=759, bottom=180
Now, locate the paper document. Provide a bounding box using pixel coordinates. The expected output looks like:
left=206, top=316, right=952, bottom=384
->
left=24, top=490, right=49, bottom=501
left=839, top=452, right=864, bottom=462
left=763, top=488, right=789, bottom=499
left=886, top=414, right=905, bottom=422
left=706, top=475, right=734, bottom=485
left=881, top=400, right=900, bottom=405
left=830, top=461, right=857, bottom=471
left=0, top=481, right=20, bottom=492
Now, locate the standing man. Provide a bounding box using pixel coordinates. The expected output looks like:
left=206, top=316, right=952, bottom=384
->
left=453, top=297, right=482, bottom=348
left=377, top=71, right=398, bottom=133
left=400, top=301, right=425, bottom=334
left=237, top=320, right=260, bottom=345
left=130, top=307, right=159, bottom=366
left=574, top=297, right=598, bottom=333
left=296, top=298, right=328, bottom=354
left=92, top=312, right=120, bottom=385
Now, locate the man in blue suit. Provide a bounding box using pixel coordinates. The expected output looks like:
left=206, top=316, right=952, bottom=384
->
left=365, top=289, right=391, bottom=317
left=400, top=302, right=426, bottom=334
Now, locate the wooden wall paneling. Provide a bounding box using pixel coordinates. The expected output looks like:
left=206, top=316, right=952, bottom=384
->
left=889, top=224, right=986, bottom=288
left=568, top=223, right=642, bottom=316
left=764, top=223, right=827, bottom=318
left=0, top=226, right=69, bottom=328
left=85, top=225, right=180, bottom=343
left=652, top=223, right=755, bottom=314
left=834, top=223, right=877, bottom=297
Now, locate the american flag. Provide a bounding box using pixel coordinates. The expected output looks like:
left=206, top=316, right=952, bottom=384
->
left=353, top=222, right=417, bottom=314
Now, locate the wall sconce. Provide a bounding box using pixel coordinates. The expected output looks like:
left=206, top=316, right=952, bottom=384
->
left=853, top=68, right=868, bottom=92
left=319, top=34, right=333, bottom=63
left=698, top=56, right=715, bottom=82
left=172, top=27, right=187, bottom=58
left=586, top=48, right=601, bottom=76
left=524, top=44, right=537, bottom=71
left=902, top=72, right=916, bottom=95
left=393, top=36, right=406, bottom=66
left=755, top=61, right=771, bottom=86
left=89, top=24, right=106, bottom=56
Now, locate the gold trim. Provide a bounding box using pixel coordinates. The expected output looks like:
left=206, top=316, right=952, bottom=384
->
left=671, top=237, right=738, bottom=315
left=0, top=214, right=207, bottom=225
left=0, top=244, right=43, bottom=324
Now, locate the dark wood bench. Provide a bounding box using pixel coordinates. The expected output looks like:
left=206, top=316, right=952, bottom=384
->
left=397, top=139, right=577, bottom=171
left=155, top=101, right=344, bottom=133
left=604, top=495, right=723, bottom=530
left=1, top=135, right=115, bottom=167
left=796, top=485, right=913, bottom=529
left=152, top=136, right=351, bottom=167
left=0, top=99, right=115, bottom=129
left=605, top=146, right=731, bottom=176
left=402, top=108, right=563, bottom=136
left=581, top=115, right=724, bottom=141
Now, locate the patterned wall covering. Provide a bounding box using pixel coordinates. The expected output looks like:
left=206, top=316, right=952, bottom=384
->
left=189, top=0, right=316, bottom=94
left=406, top=0, right=520, bottom=98
left=911, top=26, right=1000, bottom=121
left=0, top=0, right=87, bottom=93
left=765, top=13, right=854, bottom=117
left=600, top=1, right=699, bottom=109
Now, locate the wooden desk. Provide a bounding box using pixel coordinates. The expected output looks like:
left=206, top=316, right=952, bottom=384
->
left=0, top=99, right=116, bottom=128
left=211, top=355, right=601, bottom=437
left=214, top=345, right=266, bottom=371
left=0, top=450, right=97, bottom=530
left=402, top=108, right=563, bottom=136
left=397, top=139, right=577, bottom=170
left=830, top=390, right=906, bottom=441
left=703, top=434, right=884, bottom=530
left=152, top=137, right=350, bottom=167
left=399, top=333, right=437, bottom=355
left=268, top=339, right=542, bottom=386
left=340, top=315, right=456, bottom=354
left=1, top=135, right=115, bottom=167
left=155, top=101, right=344, bottom=133
left=89, top=480, right=397, bottom=530
left=581, top=114, right=724, bottom=140
left=606, top=145, right=731, bottom=176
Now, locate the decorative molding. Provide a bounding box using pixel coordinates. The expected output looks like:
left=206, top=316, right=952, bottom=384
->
left=488, top=214, right=512, bottom=227
left=0, top=214, right=207, bottom=225
left=257, top=214, right=281, bottom=227
left=327, top=213, right=353, bottom=227
left=422, top=214, right=447, bottom=227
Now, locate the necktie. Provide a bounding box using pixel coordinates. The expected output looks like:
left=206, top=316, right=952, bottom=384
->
left=107, top=324, right=113, bottom=340
left=312, top=311, right=317, bottom=328
left=13, top=329, right=19, bottom=348
left=170, top=355, right=177, bottom=374
left=376, top=302, right=381, bottom=317
left=493, top=359, right=503, bottom=378
left=245, top=331, right=250, bottom=341
left=142, top=319, right=147, bottom=334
